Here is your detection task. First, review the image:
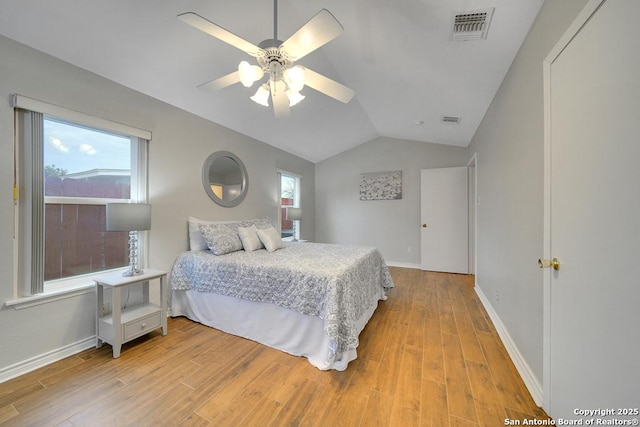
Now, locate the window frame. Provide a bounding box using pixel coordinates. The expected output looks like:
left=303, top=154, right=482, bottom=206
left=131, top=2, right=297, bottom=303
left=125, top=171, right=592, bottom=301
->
left=10, top=95, right=151, bottom=304
left=277, top=169, right=302, bottom=240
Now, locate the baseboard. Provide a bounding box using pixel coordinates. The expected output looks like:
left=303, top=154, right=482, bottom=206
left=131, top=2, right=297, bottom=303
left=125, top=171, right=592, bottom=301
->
left=474, top=284, right=544, bottom=406
left=0, top=336, right=96, bottom=384
left=386, top=261, right=422, bottom=269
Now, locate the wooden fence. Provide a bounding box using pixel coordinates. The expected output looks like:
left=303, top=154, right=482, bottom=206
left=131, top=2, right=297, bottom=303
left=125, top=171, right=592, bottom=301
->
left=44, top=176, right=129, bottom=281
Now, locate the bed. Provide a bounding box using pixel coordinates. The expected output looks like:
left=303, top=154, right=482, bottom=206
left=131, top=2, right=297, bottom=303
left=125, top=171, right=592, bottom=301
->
left=169, top=217, right=394, bottom=370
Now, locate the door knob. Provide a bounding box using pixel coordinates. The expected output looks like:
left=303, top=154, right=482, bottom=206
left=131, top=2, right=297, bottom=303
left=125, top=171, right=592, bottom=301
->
left=538, top=258, right=560, bottom=271
left=422, top=224, right=427, bottom=228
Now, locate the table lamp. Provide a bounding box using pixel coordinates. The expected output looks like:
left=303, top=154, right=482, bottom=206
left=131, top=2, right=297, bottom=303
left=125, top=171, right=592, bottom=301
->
left=106, top=203, right=151, bottom=276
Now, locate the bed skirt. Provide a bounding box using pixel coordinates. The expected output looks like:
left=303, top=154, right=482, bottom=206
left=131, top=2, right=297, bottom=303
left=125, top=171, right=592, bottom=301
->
left=170, top=289, right=380, bottom=371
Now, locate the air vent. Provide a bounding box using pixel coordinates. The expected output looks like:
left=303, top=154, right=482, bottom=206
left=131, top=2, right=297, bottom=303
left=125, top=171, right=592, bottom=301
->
left=441, top=116, right=462, bottom=125
left=451, top=8, right=494, bottom=41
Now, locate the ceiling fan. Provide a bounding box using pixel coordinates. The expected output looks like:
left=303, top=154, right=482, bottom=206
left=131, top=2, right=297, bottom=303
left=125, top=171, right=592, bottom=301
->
left=178, top=0, right=355, bottom=118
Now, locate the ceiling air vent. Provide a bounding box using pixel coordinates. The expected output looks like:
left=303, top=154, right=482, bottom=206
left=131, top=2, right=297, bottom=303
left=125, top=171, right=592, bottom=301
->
left=451, top=8, right=494, bottom=41
left=441, top=116, right=462, bottom=125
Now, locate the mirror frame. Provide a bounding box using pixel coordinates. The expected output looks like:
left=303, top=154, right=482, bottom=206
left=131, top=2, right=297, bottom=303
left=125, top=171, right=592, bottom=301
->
left=201, top=151, right=249, bottom=207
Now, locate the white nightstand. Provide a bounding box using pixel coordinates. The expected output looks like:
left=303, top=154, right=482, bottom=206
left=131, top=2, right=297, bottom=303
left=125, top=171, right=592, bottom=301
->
left=95, top=268, right=168, bottom=358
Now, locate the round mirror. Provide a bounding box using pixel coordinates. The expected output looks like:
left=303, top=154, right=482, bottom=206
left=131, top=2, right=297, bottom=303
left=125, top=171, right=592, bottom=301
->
left=202, top=151, right=248, bottom=207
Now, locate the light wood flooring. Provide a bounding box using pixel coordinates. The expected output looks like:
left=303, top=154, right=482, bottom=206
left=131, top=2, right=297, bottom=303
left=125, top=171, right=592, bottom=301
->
left=0, top=268, right=548, bottom=426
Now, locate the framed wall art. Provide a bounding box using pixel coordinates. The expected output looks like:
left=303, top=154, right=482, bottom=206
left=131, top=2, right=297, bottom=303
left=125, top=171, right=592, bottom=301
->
left=359, top=170, right=402, bottom=201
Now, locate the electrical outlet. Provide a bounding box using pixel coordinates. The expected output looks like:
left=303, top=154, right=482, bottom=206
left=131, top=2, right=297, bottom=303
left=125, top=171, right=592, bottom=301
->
left=495, top=290, right=500, bottom=302
left=407, top=246, right=412, bottom=254
left=102, top=302, right=110, bottom=315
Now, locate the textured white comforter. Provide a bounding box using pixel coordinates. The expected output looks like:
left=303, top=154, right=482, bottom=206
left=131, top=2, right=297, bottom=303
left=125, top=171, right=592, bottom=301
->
left=169, top=242, right=394, bottom=354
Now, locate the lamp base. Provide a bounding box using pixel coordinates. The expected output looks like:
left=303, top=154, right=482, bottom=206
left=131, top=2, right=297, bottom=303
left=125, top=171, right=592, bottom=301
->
left=122, top=268, right=144, bottom=277
left=123, top=230, right=144, bottom=277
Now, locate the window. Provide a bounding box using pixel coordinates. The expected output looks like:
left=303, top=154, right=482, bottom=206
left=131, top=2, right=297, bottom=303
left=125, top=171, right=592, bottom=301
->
left=43, top=118, right=132, bottom=283
left=13, top=95, right=150, bottom=297
left=278, top=170, right=301, bottom=239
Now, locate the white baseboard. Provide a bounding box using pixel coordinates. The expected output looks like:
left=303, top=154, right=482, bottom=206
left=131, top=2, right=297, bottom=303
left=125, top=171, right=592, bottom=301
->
left=386, top=261, right=422, bottom=269
left=474, top=284, right=544, bottom=406
left=0, top=336, right=96, bottom=384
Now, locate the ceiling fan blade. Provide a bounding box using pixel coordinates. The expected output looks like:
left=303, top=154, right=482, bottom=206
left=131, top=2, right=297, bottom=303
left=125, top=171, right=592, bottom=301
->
left=197, top=71, right=240, bottom=93
left=271, top=80, right=290, bottom=118
left=302, top=68, right=355, bottom=104
left=280, top=9, right=343, bottom=62
left=178, top=12, right=264, bottom=58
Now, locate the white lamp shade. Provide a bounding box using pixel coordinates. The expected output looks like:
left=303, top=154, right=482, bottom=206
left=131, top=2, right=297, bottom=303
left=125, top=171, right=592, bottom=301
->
left=286, top=207, right=302, bottom=221
left=250, top=85, right=270, bottom=107
left=238, top=61, right=264, bottom=88
left=106, top=203, right=152, bottom=231
left=286, top=89, right=305, bottom=107
left=284, top=66, right=305, bottom=92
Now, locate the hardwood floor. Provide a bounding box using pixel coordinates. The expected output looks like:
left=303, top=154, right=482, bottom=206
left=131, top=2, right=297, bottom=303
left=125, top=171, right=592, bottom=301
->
left=0, top=268, right=548, bottom=426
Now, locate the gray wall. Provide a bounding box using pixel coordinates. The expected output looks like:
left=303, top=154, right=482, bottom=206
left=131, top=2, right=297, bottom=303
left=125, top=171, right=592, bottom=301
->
left=0, top=34, right=314, bottom=373
left=315, top=136, right=468, bottom=266
left=468, top=0, right=589, bottom=385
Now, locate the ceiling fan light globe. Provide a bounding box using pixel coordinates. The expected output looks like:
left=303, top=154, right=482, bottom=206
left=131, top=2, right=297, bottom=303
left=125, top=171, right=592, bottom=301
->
left=238, top=61, right=253, bottom=87
left=284, top=66, right=305, bottom=93
left=238, top=61, right=264, bottom=88
left=250, top=85, right=270, bottom=107
left=286, top=89, right=305, bottom=107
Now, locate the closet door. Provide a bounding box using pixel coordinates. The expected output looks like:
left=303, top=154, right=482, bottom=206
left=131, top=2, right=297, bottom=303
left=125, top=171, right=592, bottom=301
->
left=544, top=0, right=640, bottom=418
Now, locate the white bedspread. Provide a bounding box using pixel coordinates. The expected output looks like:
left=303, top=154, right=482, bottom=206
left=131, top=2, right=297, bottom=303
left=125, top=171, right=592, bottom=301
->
left=169, top=242, right=394, bottom=355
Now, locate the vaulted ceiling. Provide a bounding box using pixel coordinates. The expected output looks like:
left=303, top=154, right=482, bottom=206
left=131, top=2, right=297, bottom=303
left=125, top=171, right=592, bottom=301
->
left=0, top=0, right=543, bottom=162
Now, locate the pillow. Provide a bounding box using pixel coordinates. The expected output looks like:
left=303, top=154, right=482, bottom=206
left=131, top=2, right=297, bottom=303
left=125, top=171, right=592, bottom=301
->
left=198, top=223, right=244, bottom=255
left=188, top=217, right=210, bottom=251
left=256, top=226, right=286, bottom=252
left=188, top=217, right=238, bottom=251
left=252, top=217, right=274, bottom=230
left=188, top=217, right=274, bottom=250
left=238, top=225, right=264, bottom=252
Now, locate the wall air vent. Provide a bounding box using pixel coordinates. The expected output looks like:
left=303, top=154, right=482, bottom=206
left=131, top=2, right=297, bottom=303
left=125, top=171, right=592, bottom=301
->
left=451, top=8, right=494, bottom=41
left=441, top=116, right=462, bottom=125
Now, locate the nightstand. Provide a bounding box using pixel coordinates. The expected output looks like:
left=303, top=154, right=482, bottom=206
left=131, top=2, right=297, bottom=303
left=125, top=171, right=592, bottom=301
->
left=95, top=269, right=168, bottom=358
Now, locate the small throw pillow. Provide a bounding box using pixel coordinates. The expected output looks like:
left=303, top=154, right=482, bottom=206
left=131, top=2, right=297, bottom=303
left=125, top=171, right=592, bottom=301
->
left=256, top=227, right=286, bottom=252
left=238, top=225, right=264, bottom=252
left=199, top=223, right=243, bottom=255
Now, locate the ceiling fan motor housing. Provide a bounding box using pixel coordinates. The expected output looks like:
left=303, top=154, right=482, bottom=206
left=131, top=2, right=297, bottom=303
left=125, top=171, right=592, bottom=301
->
left=257, top=39, right=293, bottom=88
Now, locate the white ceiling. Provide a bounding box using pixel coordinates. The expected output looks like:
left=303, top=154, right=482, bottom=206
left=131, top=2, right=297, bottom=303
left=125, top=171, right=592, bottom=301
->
left=0, top=0, right=543, bottom=163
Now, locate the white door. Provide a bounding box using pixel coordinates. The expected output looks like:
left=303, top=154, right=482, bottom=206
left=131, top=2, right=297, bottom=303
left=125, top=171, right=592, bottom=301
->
left=544, top=0, right=640, bottom=418
left=420, top=167, right=468, bottom=273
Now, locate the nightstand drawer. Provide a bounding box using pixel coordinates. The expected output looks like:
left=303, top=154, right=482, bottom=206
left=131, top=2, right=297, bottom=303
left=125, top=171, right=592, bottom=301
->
left=123, top=311, right=161, bottom=341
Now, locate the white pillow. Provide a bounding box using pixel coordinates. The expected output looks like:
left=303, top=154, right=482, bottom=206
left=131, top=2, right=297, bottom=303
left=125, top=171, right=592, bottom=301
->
left=256, top=227, right=286, bottom=252
left=238, top=225, right=264, bottom=252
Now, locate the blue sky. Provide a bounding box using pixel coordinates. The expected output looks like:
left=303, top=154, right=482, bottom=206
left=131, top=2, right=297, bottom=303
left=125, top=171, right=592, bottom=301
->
left=43, top=118, right=131, bottom=174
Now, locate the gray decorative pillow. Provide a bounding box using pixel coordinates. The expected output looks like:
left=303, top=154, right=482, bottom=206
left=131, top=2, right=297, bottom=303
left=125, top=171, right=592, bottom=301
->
left=238, top=224, right=264, bottom=252
left=198, top=223, right=243, bottom=255
left=252, top=217, right=274, bottom=230
left=188, top=217, right=239, bottom=251
left=256, top=226, right=286, bottom=252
